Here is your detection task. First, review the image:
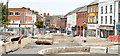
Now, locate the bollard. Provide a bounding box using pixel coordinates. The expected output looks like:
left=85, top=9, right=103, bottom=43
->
left=2, top=45, right=6, bottom=54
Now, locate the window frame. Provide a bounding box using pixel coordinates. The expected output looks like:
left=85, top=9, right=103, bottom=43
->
left=14, top=12, right=20, bottom=16
left=110, top=16, right=112, bottom=24
left=101, top=16, right=103, bottom=24
left=101, top=7, right=103, bottom=14
left=105, top=6, right=107, bottom=13
left=110, top=5, right=112, bottom=13
left=9, top=12, right=13, bottom=16
left=105, top=16, right=107, bottom=24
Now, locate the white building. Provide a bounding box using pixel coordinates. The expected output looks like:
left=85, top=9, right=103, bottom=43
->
left=98, top=0, right=120, bottom=38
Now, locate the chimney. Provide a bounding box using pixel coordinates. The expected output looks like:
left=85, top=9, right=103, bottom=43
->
left=47, top=13, right=50, bottom=16
left=22, top=7, right=26, bottom=9
left=44, top=13, right=46, bottom=17
left=28, top=8, right=30, bottom=10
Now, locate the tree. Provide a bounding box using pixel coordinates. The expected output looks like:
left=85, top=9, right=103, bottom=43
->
left=1, top=3, right=9, bottom=25
left=35, top=20, right=44, bottom=29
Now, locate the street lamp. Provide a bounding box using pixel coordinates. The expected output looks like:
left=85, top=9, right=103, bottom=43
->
left=113, top=19, right=115, bottom=35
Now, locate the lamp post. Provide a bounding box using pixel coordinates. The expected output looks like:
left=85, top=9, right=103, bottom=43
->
left=32, top=17, right=34, bottom=36
left=113, top=19, right=115, bottom=35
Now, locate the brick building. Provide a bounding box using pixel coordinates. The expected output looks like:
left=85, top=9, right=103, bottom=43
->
left=77, top=6, right=88, bottom=36
left=8, top=7, right=39, bottom=35
left=87, top=0, right=99, bottom=38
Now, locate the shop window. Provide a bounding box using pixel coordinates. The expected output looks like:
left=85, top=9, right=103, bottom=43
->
left=117, top=30, right=120, bottom=35
left=109, top=30, right=114, bottom=35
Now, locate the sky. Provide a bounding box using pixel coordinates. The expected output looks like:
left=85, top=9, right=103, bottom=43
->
left=1, top=0, right=95, bottom=15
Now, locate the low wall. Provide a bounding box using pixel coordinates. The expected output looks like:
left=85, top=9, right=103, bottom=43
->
left=1, top=41, right=19, bottom=54
left=20, top=37, right=32, bottom=48
left=38, top=46, right=90, bottom=54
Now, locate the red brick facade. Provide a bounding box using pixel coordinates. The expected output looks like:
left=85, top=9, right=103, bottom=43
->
left=8, top=8, right=32, bottom=25
left=87, top=4, right=98, bottom=24
left=77, top=12, right=88, bottom=36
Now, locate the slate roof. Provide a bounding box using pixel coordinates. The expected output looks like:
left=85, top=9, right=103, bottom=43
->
left=64, top=7, right=83, bottom=17
left=88, top=0, right=99, bottom=6
left=77, top=5, right=87, bottom=12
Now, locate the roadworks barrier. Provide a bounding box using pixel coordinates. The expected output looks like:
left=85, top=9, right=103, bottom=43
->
left=108, top=45, right=120, bottom=54
left=90, top=46, right=108, bottom=54
left=1, top=41, right=19, bottom=54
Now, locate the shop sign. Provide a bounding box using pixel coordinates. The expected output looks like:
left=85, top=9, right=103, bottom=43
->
left=88, top=24, right=98, bottom=29
left=89, top=13, right=95, bottom=16
left=116, top=25, right=120, bottom=29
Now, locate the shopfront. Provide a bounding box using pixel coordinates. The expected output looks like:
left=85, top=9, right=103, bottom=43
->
left=87, top=24, right=99, bottom=37
left=99, top=26, right=114, bottom=38
left=116, top=25, right=120, bottom=35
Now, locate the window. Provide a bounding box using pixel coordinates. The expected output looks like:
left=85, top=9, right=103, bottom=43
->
left=88, top=16, right=90, bottom=23
left=101, top=7, right=103, bottom=14
left=110, top=5, right=112, bottom=13
left=101, top=16, right=103, bottom=24
left=9, top=12, right=13, bottom=15
left=91, top=16, right=92, bottom=23
left=14, top=20, right=20, bottom=24
left=91, top=7, right=92, bottom=12
left=110, top=16, right=112, bottom=24
left=93, top=7, right=95, bottom=12
left=105, top=6, right=107, bottom=13
left=93, top=16, right=95, bottom=23
left=15, top=12, right=20, bottom=16
left=88, top=8, right=89, bottom=13
left=105, top=16, right=107, bottom=24
left=96, top=6, right=98, bottom=12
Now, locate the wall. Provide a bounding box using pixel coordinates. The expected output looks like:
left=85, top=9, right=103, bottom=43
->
left=67, top=15, right=72, bottom=31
